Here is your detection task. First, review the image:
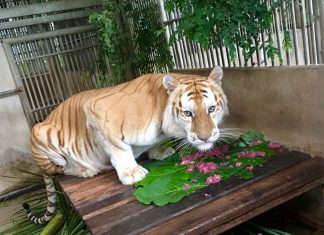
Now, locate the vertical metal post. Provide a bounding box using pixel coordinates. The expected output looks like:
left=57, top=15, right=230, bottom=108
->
left=158, top=0, right=175, bottom=72
left=301, top=0, right=310, bottom=64
left=319, top=0, right=324, bottom=63
left=291, top=0, right=300, bottom=65
left=2, top=43, right=35, bottom=127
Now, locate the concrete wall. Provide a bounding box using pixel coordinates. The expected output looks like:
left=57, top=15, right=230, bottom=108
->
left=178, top=65, right=324, bottom=156
left=0, top=44, right=39, bottom=195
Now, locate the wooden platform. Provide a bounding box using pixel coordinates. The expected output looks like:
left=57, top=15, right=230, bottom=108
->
left=56, top=151, right=324, bottom=235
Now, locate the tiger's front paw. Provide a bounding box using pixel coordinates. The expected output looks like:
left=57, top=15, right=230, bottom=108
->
left=118, top=165, right=148, bottom=185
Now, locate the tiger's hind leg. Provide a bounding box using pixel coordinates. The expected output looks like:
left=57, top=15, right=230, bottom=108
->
left=32, top=149, right=64, bottom=175
left=31, top=123, right=66, bottom=175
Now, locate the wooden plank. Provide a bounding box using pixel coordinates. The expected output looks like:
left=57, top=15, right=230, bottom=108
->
left=56, top=151, right=324, bottom=235
left=294, top=210, right=324, bottom=229
left=58, top=170, right=115, bottom=193
left=58, top=170, right=132, bottom=206
left=87, top=202, right=155, bottom=234
left=77, top=188, right=135, bottom=218
left=206, top=178, right=324, bottom=235
left=81, top=191, right=135, bottom=220
left=0, top=0, right=101, bottom=20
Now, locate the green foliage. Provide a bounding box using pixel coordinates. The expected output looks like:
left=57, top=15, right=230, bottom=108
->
left=89, top=0, right=133, bottom=86
left=40, top=212, right=64, bottom=235
left=164, top=0, right=291, bottom=65
left=0, top=179, right=89, bottom=235
left=131, top=1, right=174, bottom=74
left=240, top=130, right=265, bottom=143
left=89, top=0, right=173, bottom=86
left=245, top=221, right=293, bottom=235
left=135, top=170, right=205, bottom=206
left=134, top=131, right=281, bottom=206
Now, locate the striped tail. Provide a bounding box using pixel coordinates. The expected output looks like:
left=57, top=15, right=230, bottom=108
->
left=23, top=174, right=57, bottom=224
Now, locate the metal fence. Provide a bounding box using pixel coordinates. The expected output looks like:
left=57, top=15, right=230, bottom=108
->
left=158, top=0, right=324, bottom=69
left=0, top=0, right=102, bottom=126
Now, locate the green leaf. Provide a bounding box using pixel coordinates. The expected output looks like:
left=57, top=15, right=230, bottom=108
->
left=134, top=173, right=205, bottom=206
left=239, top=142, right=247, bottom=147
left=240, top=130, right=265, bottom=143
left=231, top=157, right=266, bottom=166
left=136, top=165, right=187, bottom=187
left=235, top=169, right=254, bottom=179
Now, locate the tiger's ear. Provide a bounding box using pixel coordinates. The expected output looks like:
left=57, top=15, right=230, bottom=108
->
left=207, top=66, right=223, bottom=85
left=163, top=74, right=178, bottom=95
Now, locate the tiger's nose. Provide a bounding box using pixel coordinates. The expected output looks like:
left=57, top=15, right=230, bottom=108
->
left=197, top=134, right=211, bottom=142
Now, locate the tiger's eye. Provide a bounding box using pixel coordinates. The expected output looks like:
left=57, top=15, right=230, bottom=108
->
left=208, top=106, right=216, bottom=113
left=184, top=110, right=193, bottom=117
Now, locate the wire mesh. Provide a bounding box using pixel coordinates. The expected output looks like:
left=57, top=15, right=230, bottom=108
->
left=1, top=0, right=102, bottom=125
left=5, top=28, right=99, bottom=124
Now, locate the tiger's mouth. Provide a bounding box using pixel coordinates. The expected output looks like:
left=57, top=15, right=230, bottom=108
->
left=194, top=142, right=214, bottom=151
left=188, top=131, right=219, bottom=151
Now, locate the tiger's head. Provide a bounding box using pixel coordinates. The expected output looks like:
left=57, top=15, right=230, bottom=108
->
left=162, top=66, right=228, bottom=151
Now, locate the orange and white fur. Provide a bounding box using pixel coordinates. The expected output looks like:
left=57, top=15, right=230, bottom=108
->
left=24, top=67, right=228, bottom=224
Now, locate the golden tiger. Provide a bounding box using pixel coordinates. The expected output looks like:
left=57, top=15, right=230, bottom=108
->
left=23, top=66, right=228, bottom=224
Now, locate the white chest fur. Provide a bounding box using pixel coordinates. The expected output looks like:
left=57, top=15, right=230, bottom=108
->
left=125, top=122, right=164, bottom=147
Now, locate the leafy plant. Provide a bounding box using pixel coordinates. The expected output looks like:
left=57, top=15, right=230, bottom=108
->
left=131, top=1, right=174, bottom=74
left=164, top=0, right=292, bottom=65
left=89, top=0, right=173, bottom=86
left=0, top=174, right=89, bottom=235
left=89, top=0, right=134, bottom=86
left=134, top=131, right=286, bottom=206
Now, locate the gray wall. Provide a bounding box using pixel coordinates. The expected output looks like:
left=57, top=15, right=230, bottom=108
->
left=177, top=65, right=324, bottom=156
left=0, top=44, right=39, bottom=195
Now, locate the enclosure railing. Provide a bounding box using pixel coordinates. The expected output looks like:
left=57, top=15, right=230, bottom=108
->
left=158, top=0, right=324, bottom=69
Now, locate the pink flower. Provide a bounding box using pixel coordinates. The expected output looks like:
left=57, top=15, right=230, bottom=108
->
left=196, top=162, right=218, bottom=173
left=246, top=165, right=254, bottom=171
left=237, top=151, right=266, bottom=158
left=249, top=140, right=263, bottom=147
left=268, top=143, right=282, bottom=149
left=237, top=152, right=247, bottom=158
left=235, top=162, right=242, bottom=167
left=206, top=174, right=221, bottom=185
left=187, top=165, right=195, bottom=172
left=180, top=156, right=195, bottom=164
left=182, top=183, right=190, bottom=190
left=179, top=146, right=230, bottom=165
left=255, top=151, right=266, bottom=157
